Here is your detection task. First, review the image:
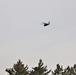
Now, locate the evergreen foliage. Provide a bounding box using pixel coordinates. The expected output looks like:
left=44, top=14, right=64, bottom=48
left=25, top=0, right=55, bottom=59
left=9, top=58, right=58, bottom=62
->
left=51, top=64, right=76, bottom=75
left=5, top=59, right=76, bottom=75
left=29, top=59, right=51, bottom=75
left=6, top=60, right=29, bottom=75
left=51, top=64, right=63, bottom=75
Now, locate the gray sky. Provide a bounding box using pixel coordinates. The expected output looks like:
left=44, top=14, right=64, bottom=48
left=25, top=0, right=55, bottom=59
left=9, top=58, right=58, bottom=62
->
left=0, top=0, right=76, bottom=75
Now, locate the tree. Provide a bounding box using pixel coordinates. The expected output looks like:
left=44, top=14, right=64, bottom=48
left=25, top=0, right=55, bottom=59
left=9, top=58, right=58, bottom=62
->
left=51, top=64, right=76, bottom=75
left=63, top=64, right=76, bottom=75
left=29, top=59, right=51, bottom=75
left=6, top=60, right=29, bottom=75
left=51, top=64, right=63, bottom=75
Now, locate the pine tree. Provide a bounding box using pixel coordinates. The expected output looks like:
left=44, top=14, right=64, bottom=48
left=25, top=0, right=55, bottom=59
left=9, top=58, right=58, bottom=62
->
left=63, top=64, right=76, bottom=75
left=29, top=59, right=51, bottom=75
left=52, top=64, right=63, bottom=75
left=6, top=60, right=29, bottom=75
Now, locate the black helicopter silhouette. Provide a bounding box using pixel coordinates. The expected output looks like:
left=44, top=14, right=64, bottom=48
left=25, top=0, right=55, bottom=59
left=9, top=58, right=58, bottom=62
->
left=42, top=21, right=50, bottom=26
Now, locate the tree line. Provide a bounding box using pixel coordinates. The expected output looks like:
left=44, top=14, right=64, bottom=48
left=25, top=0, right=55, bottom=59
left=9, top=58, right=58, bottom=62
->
left=5, top=59, right=76, bottom=75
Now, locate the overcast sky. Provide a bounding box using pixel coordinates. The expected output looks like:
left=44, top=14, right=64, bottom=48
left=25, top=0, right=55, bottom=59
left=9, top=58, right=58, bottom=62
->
left=0, top=0, right=76, bottom=75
